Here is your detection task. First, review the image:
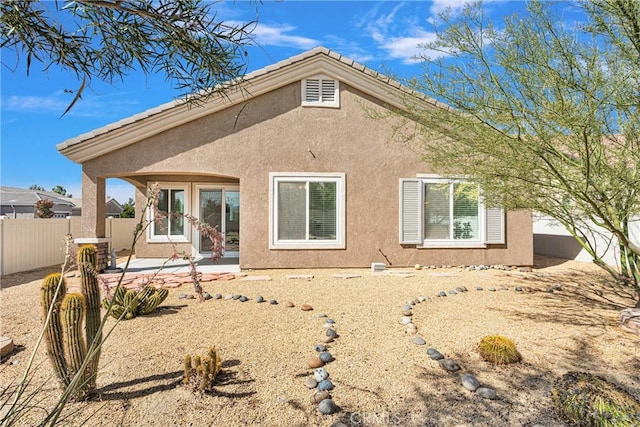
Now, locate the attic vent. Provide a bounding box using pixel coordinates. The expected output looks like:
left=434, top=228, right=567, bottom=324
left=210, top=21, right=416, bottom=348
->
left=302, top=77, right=339, bottom=108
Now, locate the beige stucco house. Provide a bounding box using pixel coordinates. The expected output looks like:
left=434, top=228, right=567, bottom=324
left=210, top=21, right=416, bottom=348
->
left=57, top=47, right=532, bottom=269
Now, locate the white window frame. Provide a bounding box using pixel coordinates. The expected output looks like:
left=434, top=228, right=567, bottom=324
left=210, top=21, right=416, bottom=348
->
left=420, top=178, right=485, bottom=248
left=147, top=183, right=191, bottom=243
left=301, top=75, right=340, bottom=108
left=269, top=172, right=346, bottom=249
left=399, top=176, right=505, bottom=248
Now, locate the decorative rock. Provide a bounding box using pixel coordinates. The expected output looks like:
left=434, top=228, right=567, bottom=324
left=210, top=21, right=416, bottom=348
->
left=477, top=387, right=497, bottom=399
left=515, top=287, right=523, bottom=292
left=476, top=287, right=483, bottom=291
left=438, top=358, right=461, bottom=372
left=403, top=305, right=412, bottom=311
left=553, top=284, right=563, bottom=291
left=305, top=377, right=318, bottom=389
left=460, top=286, right=468, bottom=292
left=239, top=296, right=248, bottom=302
left=412, top=336, right=426, bottom=345
left=318, top=398, right=339, bottom=415
left=448, top=290, right=457, bottom=295
left=402, top=310, right=413, bottom=316
left=326, top=319, right=335, bottom=324
left=308, top=357, right=324, bottom=369
left=314, top=367, right=329, bottom=382
left=256, top=296, right=265, bottom=303
left=461, top=373, right=480, bottom=391
left=319, top=352, right=333, bottom=363
left=311, top=390, right=331, bottom=404
left=619, top=308, right=640, bottom=335
left=0, top=337, right=14, bottom=358
left=315, top=313, right=328, bottom=318
left=326, top=329, right=338, bottom=339
left=414, top=264, right=422, bottom=270
left=455, top=287, right=465, bottom=293
left=178, top=294, right=188, bottom=299
left=314, top=344, right=327, bottom=352
left=322, top=336, right=334, bottom=344
left=213, top=293, right=222, bottom=300
left=401, top=317, right=413, bottom=325
left=224, top=294, right=233, bottom=300
left=285, top=300, right=295, bottom=307
left=317, top=379, right=334, bottom=391
left=418, top=296, right=425, bottom=302
left=203, top=292, right=212, bottom=300
left=269, top=299, right=278, bottom=305
left=301, top=304, right=313, bottom=311
left=488, top=287, right=496, bottom=292
left=545, top=287, right=554, bottom=293
left=323, top=323, right=334, bottom=329
left=406, top=327, right=418, bottom=335
left=426, top=348, right=444, bottom=360
left=439, top=291, right=447, bottom=297
left=185, top=294, right=195, bottom=299
left=232, top=294, right=241, bottom=300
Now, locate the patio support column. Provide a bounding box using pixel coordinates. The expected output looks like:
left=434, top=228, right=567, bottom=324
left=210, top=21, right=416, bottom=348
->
left=77, top=170, right=109, bottom=272
left=81, top=170, right=106, bottom=238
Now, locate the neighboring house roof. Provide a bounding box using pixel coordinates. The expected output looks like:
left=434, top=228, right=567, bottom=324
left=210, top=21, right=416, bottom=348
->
left=58, top=46, right=440, bottom=163
left=0, top=186, right=76, bottom=207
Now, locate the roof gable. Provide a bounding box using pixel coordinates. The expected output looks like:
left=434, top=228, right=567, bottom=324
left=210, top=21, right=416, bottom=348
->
left=58, top=46, right=437, bottom=164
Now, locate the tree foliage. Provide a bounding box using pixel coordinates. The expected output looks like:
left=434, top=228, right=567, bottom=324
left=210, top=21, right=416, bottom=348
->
left=393, top=0, right=640, bottom=303
left=29, top=184, right=45, bottom=191
left=0, top=0, right=257, bottom=112
left=35, top=199, right=55, bottom=218
left=121, top=197, right=135, bottom=218
left=51, top=185, right=71, bottom=197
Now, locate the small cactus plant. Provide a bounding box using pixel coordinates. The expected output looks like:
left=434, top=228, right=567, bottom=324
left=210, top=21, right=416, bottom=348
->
left=183, top=347, right=223, bottom=392
left=102, top=284, right=169, bottom=320
left=39, top=244, right=103, bottom=400
left=552, top=371, right=640, bottom=426
left=477, top=335, right=521, bottom=365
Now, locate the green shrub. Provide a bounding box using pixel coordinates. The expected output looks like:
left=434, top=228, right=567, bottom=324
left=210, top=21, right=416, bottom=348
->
left=552, top=371, right=640, bottom=426
left=477, top=335, right=521, bottom=365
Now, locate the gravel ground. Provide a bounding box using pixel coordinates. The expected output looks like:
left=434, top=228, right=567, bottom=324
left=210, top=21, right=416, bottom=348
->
left=1, top=256, right=639, bottom=427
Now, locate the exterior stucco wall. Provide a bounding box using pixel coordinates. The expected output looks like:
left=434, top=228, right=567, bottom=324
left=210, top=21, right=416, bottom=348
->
left=81, top=82, right=533, bottom=268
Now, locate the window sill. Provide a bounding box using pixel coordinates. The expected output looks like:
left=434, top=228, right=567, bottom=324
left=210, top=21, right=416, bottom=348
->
left=417, top=242, right=487, bottom=249
left=270, top=241, right=345, bottom=250
left=147, top=237, right=190, bottom=244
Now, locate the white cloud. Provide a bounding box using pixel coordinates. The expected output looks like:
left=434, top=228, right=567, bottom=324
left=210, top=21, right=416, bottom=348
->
left=243, top=22, right=320, bottom=49
left=380, top=30, right=441, bottom=63
left=2, top=91, right=139, bottom=118
left=429, top=0, right=474, bottom=16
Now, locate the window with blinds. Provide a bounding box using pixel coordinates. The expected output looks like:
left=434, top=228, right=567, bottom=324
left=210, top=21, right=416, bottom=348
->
left=271, top=173, right=345, bottom=249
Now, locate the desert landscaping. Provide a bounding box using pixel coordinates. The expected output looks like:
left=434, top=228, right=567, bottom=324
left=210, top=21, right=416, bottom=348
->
left=1, top=255, right=639, bottom=426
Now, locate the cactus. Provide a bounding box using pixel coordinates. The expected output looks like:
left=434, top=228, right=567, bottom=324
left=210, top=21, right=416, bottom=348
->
left=60, top=293, right=89, bottom=400
left=183, top=347, right=223, bottom=392
left=77, top=245, right=102, bottom=391
left=40, top=273, right=69, bottom=387
left=39, top=245, right=103, bottom=400
left=102, top=284, right=169, bottom=320
left=552, top=371, right=640, bottom=426
left=477, top=335, right=521, bottom=365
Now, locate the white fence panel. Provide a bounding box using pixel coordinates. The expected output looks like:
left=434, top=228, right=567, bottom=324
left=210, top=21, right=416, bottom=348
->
left=0, top=217, right=139, bottom=276
left=0, top=218, right=71, bottom=275
left=106, top=218, right=138, bottom=251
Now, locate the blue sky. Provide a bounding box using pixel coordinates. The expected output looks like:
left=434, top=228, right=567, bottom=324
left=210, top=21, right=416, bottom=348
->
left=1, top=0, right=541, bottom=203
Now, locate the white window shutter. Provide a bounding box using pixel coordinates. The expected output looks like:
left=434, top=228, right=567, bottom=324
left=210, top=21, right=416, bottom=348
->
left=485, top=207, right=505, bottom=244
left=304, top=79, right=320, bottom=103
left=399, top=179, right=423, bottom=244
left=321, top=79, right=336, bottom=103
